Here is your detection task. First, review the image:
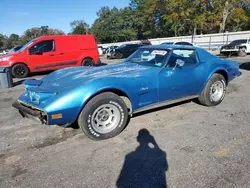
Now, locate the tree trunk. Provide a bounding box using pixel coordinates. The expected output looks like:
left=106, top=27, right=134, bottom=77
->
left=219, top=0, right=233, bottom=33
left=193, top=26, right=197, bottom=37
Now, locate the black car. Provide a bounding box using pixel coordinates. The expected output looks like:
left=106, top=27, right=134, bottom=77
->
left=220, top=39, right=248, bottom=55
left=161, top=41, right=193, bottom=46
left=114, top=43, right=151, bottom=59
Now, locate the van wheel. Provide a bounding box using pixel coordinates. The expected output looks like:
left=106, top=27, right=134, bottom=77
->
left=78, top=92, right=128, bottom=140
left=82, top=58, right=94, bottom=66
left=12, top=64, right=29, bottom=78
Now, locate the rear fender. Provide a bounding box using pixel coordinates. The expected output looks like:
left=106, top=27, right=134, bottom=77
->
left=199, top=68, right=228, bottom=94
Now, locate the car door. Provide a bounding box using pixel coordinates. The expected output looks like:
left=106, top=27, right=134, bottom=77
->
left=158, top=49, right=206, bottom=102
left=28, top=40, right=58, bottom=71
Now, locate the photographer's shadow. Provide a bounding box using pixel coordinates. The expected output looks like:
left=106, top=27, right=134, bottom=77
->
left=117, top=129, right=168, bottom=188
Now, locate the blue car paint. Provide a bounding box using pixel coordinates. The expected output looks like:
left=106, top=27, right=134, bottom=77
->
left=16, top=45, right=240, bottom=125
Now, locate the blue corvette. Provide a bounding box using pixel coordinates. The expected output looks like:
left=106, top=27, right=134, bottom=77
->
left=13, top=45, right=241, bottom=140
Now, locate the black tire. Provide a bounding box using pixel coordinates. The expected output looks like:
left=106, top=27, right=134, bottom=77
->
left=198, top=73, right=227, bottom=106
left=82, top=58, right=94, bottom=66
left=238, top=48, right=247, bottom=57
left=78, top=92, right=129, bottom=140
left=12, top=63, right=29, bottom=78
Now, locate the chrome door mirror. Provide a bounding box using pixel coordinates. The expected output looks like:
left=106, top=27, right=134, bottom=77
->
left=173, top=59, right=185, bottom=70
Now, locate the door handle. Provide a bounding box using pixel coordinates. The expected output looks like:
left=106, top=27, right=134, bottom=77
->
left=59, top=53, right=64, bottom=55
left=49, top=54, right=55, bottom=56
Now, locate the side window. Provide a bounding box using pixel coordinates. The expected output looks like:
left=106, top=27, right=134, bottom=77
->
left=131, top=45, right=139, bottom=50
left=29, top=40, right=54, bottom=54
left=167, top=49, right=198, bottom=68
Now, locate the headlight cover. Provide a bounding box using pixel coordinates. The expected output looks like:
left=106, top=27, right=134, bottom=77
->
left=28, top=90, right=56, bottom=104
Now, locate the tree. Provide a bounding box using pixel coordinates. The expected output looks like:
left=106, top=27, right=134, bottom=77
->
left=1, top=0, right=250, bottom=46
left=91, top=7, right=137, bottom=43
left=209, top=0, right=250, bottom=32
left=7, top=33, right=20, bottom=48
left=0, top=34, right=8, bottom=51
left=70, top=20, right=89, bottom=35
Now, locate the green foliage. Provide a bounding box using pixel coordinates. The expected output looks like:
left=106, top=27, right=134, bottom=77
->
left=90, top=7, right=137, bottom=43
left=1, top=0, right=250, bottom=47
left=70, top=20, right=89, bottom=35
left=0, top=27, right=65, bottom=51
left=92, top=0, right=250, bottom=43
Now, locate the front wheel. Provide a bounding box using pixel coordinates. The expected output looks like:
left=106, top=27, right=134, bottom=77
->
left=12, top=63, right=29, bottom=78
left=198, top=73, right=226, bottom=106
left=78, top=92, right=128, bottom=140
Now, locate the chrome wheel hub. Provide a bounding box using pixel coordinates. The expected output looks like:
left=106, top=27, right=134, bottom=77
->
left=91, top=104, right=121, bottom=134
left=210, top=81, right=224, bottom=102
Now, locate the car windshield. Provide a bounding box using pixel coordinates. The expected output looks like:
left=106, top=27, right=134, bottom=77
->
left=18, top=40, right=35, bottom=52
left=7, top=46, right=23, bottom=54
left=125, top=48, right=170, bottom=67
left=230, top=40, right=247, bottom=45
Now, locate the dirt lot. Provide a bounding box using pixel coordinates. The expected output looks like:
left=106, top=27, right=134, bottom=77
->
left=0, top=56, right=250, bottom=188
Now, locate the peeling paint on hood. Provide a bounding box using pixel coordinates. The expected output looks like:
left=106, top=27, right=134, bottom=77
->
left=40, top=62, right=151, bottom=92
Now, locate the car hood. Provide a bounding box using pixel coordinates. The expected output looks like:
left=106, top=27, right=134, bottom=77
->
left=40, top=62, right=151, bottom=92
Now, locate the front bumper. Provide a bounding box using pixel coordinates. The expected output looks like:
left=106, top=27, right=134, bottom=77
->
left=12, top=100, right=48, bottom=124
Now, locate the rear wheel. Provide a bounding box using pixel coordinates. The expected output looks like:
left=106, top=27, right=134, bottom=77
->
left=12, top=63, right=29, bottom=78
left=238, top=47, right=247, bottom=57
left=82, top=58, right=94, bottom=66
left=198, top=73, right=226, bottom=106
left=78, top=92, right=128, bottom=140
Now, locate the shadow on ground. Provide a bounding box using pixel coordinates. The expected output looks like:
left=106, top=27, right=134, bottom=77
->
left=117, top=129, right=168, bottom=188
left=133, top=100, right=192, bottom=118
left=240, top=62, right=250, bottom=71
left=13, top=70, right=53, bottom=87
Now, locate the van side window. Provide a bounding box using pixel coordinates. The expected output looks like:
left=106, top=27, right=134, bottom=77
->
left=29, top=40, right=54, bottom=54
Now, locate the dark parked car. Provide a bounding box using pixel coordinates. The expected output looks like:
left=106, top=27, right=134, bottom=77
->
left=220, top=39, right=249, bottom=56
left=114, top=42, right=151, bottom=59
left=106, top=45, right=119, bottom=59
left=161, top=41, right=193, bottom=46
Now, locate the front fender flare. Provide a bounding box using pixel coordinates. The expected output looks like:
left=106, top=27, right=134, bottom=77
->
left=79, top=84, right=134, bottom=115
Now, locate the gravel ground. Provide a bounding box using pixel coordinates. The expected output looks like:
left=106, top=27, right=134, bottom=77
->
left=0, top=56, right=250, bottom=188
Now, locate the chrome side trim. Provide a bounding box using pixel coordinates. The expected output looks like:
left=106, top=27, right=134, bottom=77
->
left=133, top=95, right=198, bottom=114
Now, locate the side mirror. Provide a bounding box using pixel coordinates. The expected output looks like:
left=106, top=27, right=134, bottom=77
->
left=173, top=59, right=185, bottom=70
left=176, top=59, right=185, bottom=67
